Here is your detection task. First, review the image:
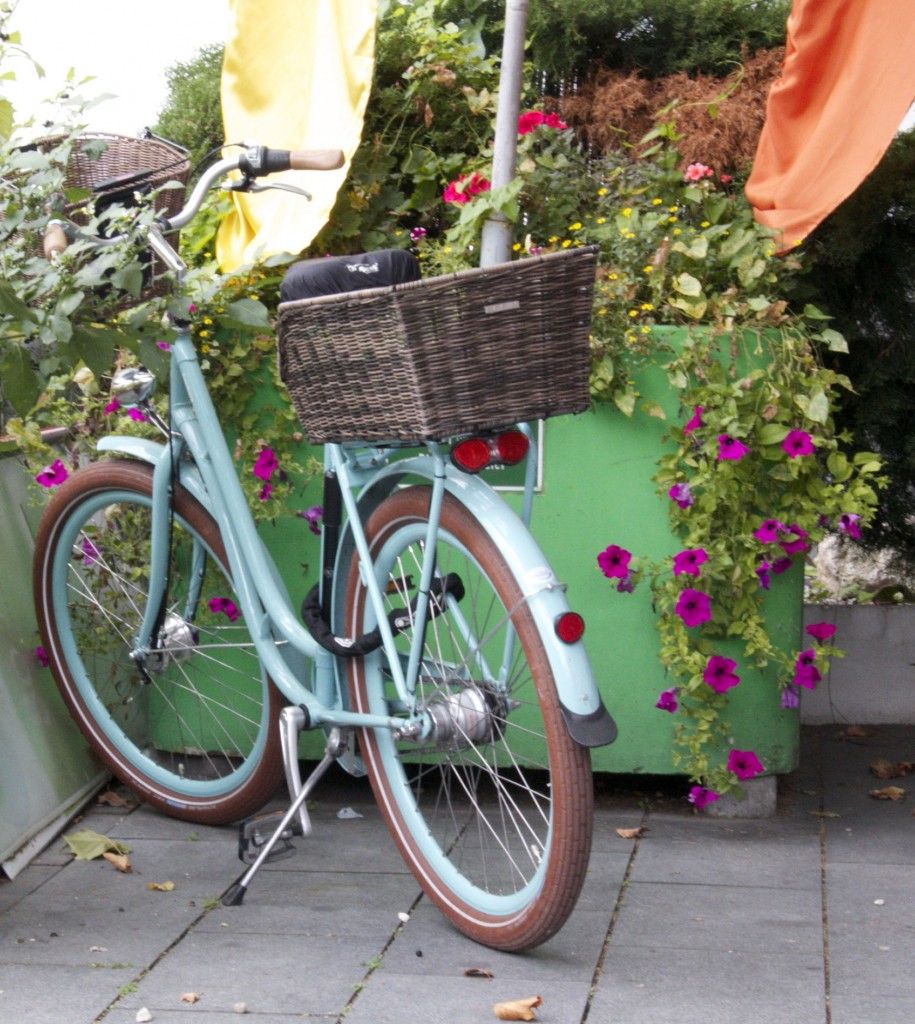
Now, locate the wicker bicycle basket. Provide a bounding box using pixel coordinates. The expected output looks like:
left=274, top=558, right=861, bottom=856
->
left=277, top=246, right=598, bottom=444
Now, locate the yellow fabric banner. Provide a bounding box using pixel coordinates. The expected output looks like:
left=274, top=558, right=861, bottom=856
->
left=217, top=0, right=377, bottom=271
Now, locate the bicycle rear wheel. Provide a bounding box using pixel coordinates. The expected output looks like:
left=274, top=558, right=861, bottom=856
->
left=344, top=486, right=593, bottom=951
left=33, top=460, right=283, bottom=824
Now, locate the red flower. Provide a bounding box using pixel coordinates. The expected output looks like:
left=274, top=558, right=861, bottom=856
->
left=443, top=172, right=491, bottom=205
left=685, top=162, right=714, bottom=182
left=517, top=110, right=568, bottom=135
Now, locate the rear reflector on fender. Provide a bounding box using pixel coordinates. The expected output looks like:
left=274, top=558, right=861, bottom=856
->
left=451, top=430, right=530, bottom=473
left=554, top=611, right=585, bottom=644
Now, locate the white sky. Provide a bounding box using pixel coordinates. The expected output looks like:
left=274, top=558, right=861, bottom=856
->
left=6, top=0, right=231, bottom=136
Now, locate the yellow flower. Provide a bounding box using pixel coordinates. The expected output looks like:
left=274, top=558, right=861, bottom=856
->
left=640, top=325, right=651, bottom=334
left=568, top=222, right=582, bottom=231
left=596, top=307, right=607, bottom=316
left=672, top=227, right=682, bottom=236
left=642, top=265, right=653, bottom=274
left=608, top=272, right=619, bottom=280
left=199, top=329, right=210, bottom=338
left=640, top=302, right=654, bottom=311
left=561, top=239, right=572, bottom=248
left=625, top=231, right=636, bottom=239
left=249, top=293, right=260, bottom=300
left=597, top=187, right=608, bottom=196
left=548, top=235, right=559, bottom=243
left=203, top=317, right=213, bottom=325
left=595, top=216, right=606, bottom=224
left=512, top=242, right=521, bottom=251
left=621, top=207, right=632, bottom=218
left=667, top=216, right=678, bottom=223
left=628, top=309, right=638, bottom=318
left=651, top=198, right=662, bottom=206
left=700, top=221, right=710, bottom=229
left=668, top=205, right=678, bottom=213
left=201, top=344, right=210, bottom=353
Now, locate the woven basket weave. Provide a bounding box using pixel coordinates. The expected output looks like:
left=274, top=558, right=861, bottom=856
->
left=277, top=246, right=598, bottom=444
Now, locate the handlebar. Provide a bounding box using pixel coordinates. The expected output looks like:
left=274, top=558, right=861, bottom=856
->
left=41, top=143, right=345, bottom=257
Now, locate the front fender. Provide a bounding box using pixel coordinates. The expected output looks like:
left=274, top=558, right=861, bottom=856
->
left=337, top=455, right=616, bottom=747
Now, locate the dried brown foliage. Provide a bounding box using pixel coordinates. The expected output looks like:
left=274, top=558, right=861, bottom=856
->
left=558, top=49, right=785, bottom=174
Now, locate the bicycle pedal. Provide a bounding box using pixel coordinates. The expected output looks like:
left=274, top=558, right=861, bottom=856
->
left=237, top=811, right=303, bottom=865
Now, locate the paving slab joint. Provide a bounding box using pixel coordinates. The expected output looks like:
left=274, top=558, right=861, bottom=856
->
left=705, top=775, right=777, bottom=818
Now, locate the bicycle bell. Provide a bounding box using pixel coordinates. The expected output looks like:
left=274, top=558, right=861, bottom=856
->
left=111, top=365, right=156, bottom=405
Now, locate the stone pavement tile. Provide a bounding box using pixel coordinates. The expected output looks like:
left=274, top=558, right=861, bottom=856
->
left=0, top=963, right=118, bottom=1024
left=0, top=842, right=237, bottom=968
left=76, top=805, right=235, bottom=845
left=116, top=928, right=386, bottom=1017
left=628, top=815, right=821, bottom=891
left=822, top=809, right=915, bottom=866
left=611, top=880, right=823, bottom=957
left=577, top=850, right=631, bottom=907
left=814, top=725, right=914, bottom=779
left=0, top=864, right=61, bottom=913
left=829, top=991, right=915, bottom=1024
left=195, top=869, right=421, bottom=937
left=344, top=973, right=589, bottom=1024
left=104, top=1011, right=335, bottom=1023
left=826, top=861, right=915, bottom=1002
left=589, top=947, right=826, bottom=1024
left=376, top=903, right=609, bottom=984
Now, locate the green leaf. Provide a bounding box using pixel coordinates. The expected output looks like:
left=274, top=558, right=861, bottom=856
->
left=807, top=388, right=829, bottom=425
left=70, top=326, right=121, bottom=378
left=111, top=265, right=143, bottom=298
left=757, top=423, right=789, bottom=446
left=0, top=281, right=38, bottom=324
left=640, top=400, right=666, bottom=420
left=0, top=98, right=13, bottom=141
left=668, top=294, right=707, bottom=320
left=224, top=298, right=271, bottom=330
left=63, top=829, right=131, bottom=861
left=802, top=303, right=832, bottom=321
left=673, top=272, right=702, bottom=297
left=0, top=345, right=40, bottom=414
left=819, top=328, right=848, bottom=353
left=613, top=389, right=636, bottom=416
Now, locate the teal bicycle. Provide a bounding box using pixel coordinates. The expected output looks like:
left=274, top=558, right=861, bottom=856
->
left=32, top=142, right=615, bottom=951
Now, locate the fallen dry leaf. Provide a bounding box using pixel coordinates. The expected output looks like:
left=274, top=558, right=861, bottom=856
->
left=809, top=810, right=841, bottom=818
left=841, top=725, right=871, bottom=739
left=493, top=995, right=542, bottom=1021
left=62, top=829, right=130, bottom=861
left=615, top=826, right=646, bottom=840
left=146, top=880, right=176, bottom=892
left=180, top=992, right=200, bottom=1004
left=97, top=790, right=130, bottom=808
left=102, top=852, right=131, bottom=873
left=869, top=786, right=905, bottom=801
left=869, top=758, right=897, bottom=779
left=464, top=967, right=495, bottom=979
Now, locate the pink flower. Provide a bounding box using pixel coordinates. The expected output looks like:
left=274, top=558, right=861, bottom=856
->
left=703, top=654, right=740, bottom=693
left=806, top=621, right=837, bottom=644
left=258, top=482, right=273, bottom=502
left=717, top=435, right=749, bottom=461
left=688, top=785, right=719, bottom=809
left=35, top=459, right=68, bottom=488
left=253, top=447, right=278, bottom=482
left=668, top=482, right=693, bottom=509
left=616, top=576, right=635, bottom=593
left=409, top=226, right=427, bottom=242
left=753, top=518, right=785, bottom=544
left=517, top=110, right=568, bottom=135
left=719, top=173, right=733, bottom=185
left=208, top=596, right=240, bottom=622
left=685, top=162, right=714, bottom=182
left=80, top=537, right=99, bottom=565
left=34, top=645, right=49, bottom=668
left=726, top=748, right=764, bottom=780
left=299, top=505, right=323, bottom=535
left=779, top=524, right=808, bottom=555
left=780, top=686, right=800, bottom=709
left=782, top=429, right=815, bottom=458
left=771, top=556, right=794, bottom=575
left=838, top=513, right=861, bottom=540
left=103, top=398, right=120, bottom=415
left=672, top=548, right=708, bottom=577
left=156, top=340, right=171, bottom=352
left=597, top=544, right=632, bottom=580
left=683, top=405, right=703, bottom=434
left=443, top=172, right=491, bottom=205
left=127, top=407, right=147, bottom=422
left=655, top=687, right=678, bottom=713
left=675, top=588, right=711, bottom=628
left=187, top=303, right=198, bottom=314
left=756, top=561, right=771, bottom=590
left=793, top=649, right=822, bottom=690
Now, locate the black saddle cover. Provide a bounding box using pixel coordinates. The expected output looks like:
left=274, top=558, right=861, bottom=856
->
left=280, top=249, right=421, bottom=303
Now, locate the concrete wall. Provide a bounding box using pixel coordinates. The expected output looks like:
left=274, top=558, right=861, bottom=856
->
left=800, top=604, right=915, bottom=725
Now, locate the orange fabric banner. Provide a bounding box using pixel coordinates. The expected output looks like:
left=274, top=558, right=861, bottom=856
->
left=745, top=0, right=915, bottom=251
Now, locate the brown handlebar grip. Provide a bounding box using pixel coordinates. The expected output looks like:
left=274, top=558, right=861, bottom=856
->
left=288, top=149, right=345, bottom=171
left=43, top=221, right=68, bottom=260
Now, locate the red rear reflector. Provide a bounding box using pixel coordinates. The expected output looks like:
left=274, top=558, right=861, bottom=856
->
left=495, top=430, right=529, bottom=465
left=555, top=611, right=585, bottom=644
left=451, top=437, right=491, bottom=473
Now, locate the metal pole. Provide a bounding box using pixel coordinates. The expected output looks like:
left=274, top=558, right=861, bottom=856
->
left=479, top=0, right=529, bottom=267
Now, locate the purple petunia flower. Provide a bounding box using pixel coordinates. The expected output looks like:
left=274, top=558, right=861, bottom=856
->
left=253, top=447, right=278, bottom=482
left=683, top=406, right=703, bottom=434
left=771, top=556, right=794, bottom=575
left=34, top=645, right=49, bottom=668
left=702, top=654, right=741, bottom=693
left=688, top=785, right=719, bottom=809
left=35, top=459, right=69, bottom=488
left=156, top=340, right=171, bottom=352
left=674, top=588, right=711, bottom=628
left=258, top=482, right=273, bottom=502
left=127, top=407, right=147, bottom=422
left=616, top=575, right=635, bottom=593
left=298, top=505, right=323, bottom=536
left=208, top=596, right=240, bottom=622
left=838, top=513, right=861, bottom=540
left=103, top=398, right=120, bottom=415
left=781, top=429, right=815, bottom=458
left=793, top=648, right=822, bottom=690
left=756, top=560, right=772, bottom=590
left=409, top=226, right=428, bottom=242
left=80, top=537, right=99, bottom=565
left=187, top=303, right=198, bottom=314
left=668, top=482, right=693, bottom=509
left=672, top=548, right=708, bottom=578
left=753, top=518, right=786, bottom=544
left=717, top=435, right=749, bottom=461
left=655, top=687, right=679, bottom=713
left=597, top=544, right=632, bottom=580
left=780, top=685, right=800, bottom=709
left=805, top=621, right=837, bottom=643
left=779, top=524, right=809, bottom=555
left=726, top=748, right=765, bottom=780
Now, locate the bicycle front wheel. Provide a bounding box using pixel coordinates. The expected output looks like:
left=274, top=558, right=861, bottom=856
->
left=33, top=460, right=284, bottom=824
left=345, top=486, right=593, bottom=951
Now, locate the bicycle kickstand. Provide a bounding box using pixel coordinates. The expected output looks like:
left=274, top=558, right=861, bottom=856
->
left=222, top=726, right=348, bottom=907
